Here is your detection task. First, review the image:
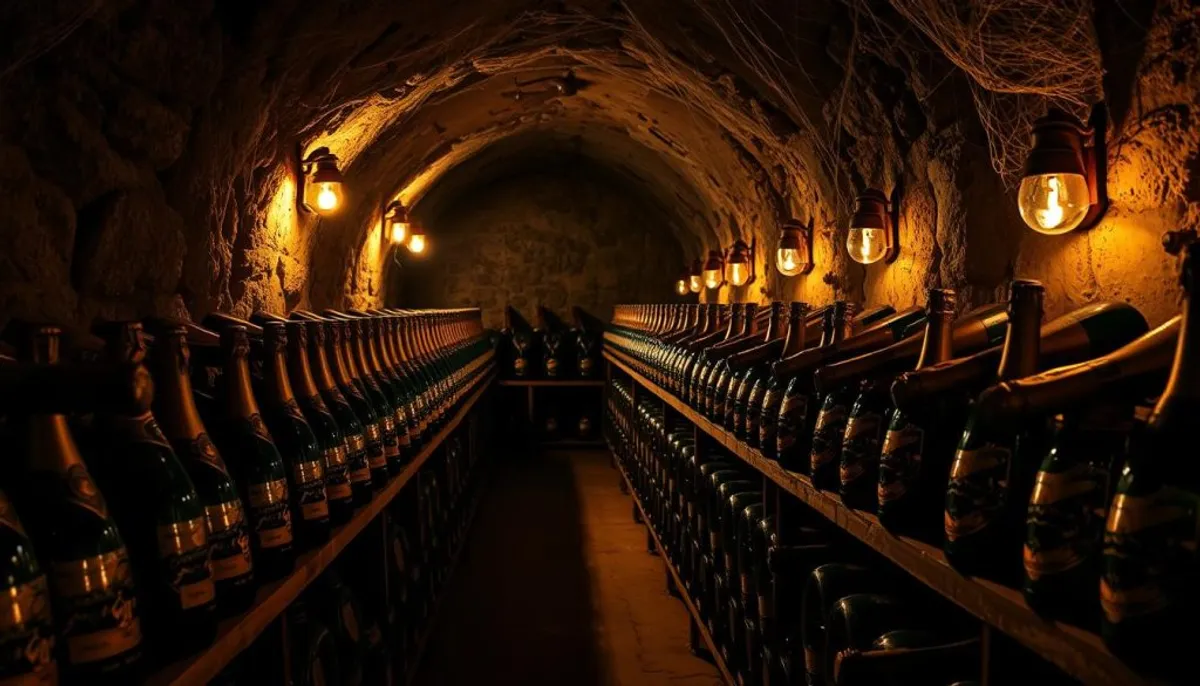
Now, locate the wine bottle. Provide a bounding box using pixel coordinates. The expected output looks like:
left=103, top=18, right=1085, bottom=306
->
left=706, top=304, right=762, bottom=421
left=689, top=304, right=742, bottom=409
left=725, top=302, right=785, bottom=435
left=350, top=309, right=414, bottom=469
left=754, top=302, right=811, bottom=454
left=8, top=323, right=145, bottom=681
left=372, top=311, right=428, bottom=451
left=571, top=306, right=602, bottom=379
left=296, top=315, right=375, bottom=502
left=260, top=316, right=355, bottom=525
left=323, top=314, right=391, bottom=487
left=329, top=313, right=402, bottom=478
left=91, top=321, right=217, bottom=656
left=538, top=307, right=566, bottom=379
left=211, top=324, right=296, bottom=581
left=507, top=306, right=537, bottom=379
left=258, top=322, right=331, bottom=547
left=146, top=319, right=256, bottom=616
left=1101, top=244, right=1200, bottom=677
left=811, top=303, right=1009, bottom=492
left=945, top=281, right=1047, bottom=578
left=876, top=289, right=959, bottom=531
left=0, top=488, right=57, bottom=684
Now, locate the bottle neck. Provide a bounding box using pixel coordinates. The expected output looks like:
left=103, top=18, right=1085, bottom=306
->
left=265, top=348, right=296, bottom=405
left=152, top=336, right=209, bottom=439
left=764, top=304, right=783, bottom=341
left=782, top=306, right=808, bottom=357
left=997, top=291, right=1044, bottom=381
left=24, top=412, right=87, bottom=475
left=915, top=310, right=955, bottom=370
left=287, top=334, right=322, bottom=398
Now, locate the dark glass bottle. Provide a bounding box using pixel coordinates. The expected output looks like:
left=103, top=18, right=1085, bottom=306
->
left=9, top=324, right=144, bottom=682
left=274, top=318, right=356, bottom=524
left=375, top=312, right=427, bottom=451
left=147, top=321, right=256, bottom=616
left=945, top=280, right=1048, bottom=579
left=329, top=314, right=399, bottom=480
left=1101, top=244, right=1200, bottom=678
left=876, top=289, right=959, bottom=530
left=726, top=302, right=784, bottom=436
left=538, top=307, right=565, bottom=379
left=327, top=316, right=390, bottom=487
left=293, top=316, right=374, bottom=507
left=259, top=322, right=331, bottom=547
left=91, top=321, right=217, bottom=656
left=350, top=311, right=412, bottom=472
left=212, top=325, right=296, bottom=581
left=507, top=306, right=536, bottom=379
left=807, top=304, right=858, bottom=488
left=756, top=302, right=810, bottom=455
left=0, top=488, right=57, bottom=685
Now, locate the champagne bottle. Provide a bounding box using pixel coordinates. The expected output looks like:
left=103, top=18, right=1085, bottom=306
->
left=260, top=316, right=355, bottom=524
left=876, top=290, right=960, bottom=531
left=8, top=324, right=144, bottom=681
left=0, top=488, right=57, bottom=685
left=258, top=322, right=331, bottom=547
left=571, top=306, right=601, bottom=379
left=296, top=315, right=375, bottom=502
left=725, top=302, right=784, bottom=434
left=211, top=324, right=296, bottom=581
left=349, top=309, right=413, bottom=470
left=812, top=303, right=1009, bottom=492
left=945, top=281, right=1047, bottom=578
left=91, top=321, right=217, bottom=655
left=706, top=304, right=761, bottom=420
left=371, top=311, right=428, bottom=451
left=324, top=315, right=391, bottom=487
left=538, top=307, right=566, bottom=379
left=507, top=306, right=537, bottom=379
left=328, top=313, right=401, bottom=479
left=146, top=320, right=256, bottom=616
left=755, top=302, right=811, bottom=453
left=1101, top=243, right=1200, bottom=677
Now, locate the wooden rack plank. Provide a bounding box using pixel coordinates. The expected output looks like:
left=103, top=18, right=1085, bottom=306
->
left=498, top=379, right=606, bottom=387
left=612, top=457, right=737, bottom=686
left=149, top=369, right=496, bottom=686
left=603, top=350, right=1155, bottom=686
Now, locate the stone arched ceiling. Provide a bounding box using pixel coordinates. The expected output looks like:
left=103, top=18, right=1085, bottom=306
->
left=1, top=0, right=1196, bottom=327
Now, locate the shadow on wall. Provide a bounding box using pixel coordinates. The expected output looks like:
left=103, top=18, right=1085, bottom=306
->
left=393, top=162, right=687, bottom=329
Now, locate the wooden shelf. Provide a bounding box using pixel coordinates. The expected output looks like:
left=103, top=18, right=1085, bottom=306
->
left=612, top=457, right=737, bottom=686
left=604, top=350, right=1155, bottom=686
left=148, top=368, right=497, bottom=686
left=498, top=379, right=605, bottom=387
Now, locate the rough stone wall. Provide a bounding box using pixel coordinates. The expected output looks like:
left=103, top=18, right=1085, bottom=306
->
left=397, top=167, right=685, bottom=330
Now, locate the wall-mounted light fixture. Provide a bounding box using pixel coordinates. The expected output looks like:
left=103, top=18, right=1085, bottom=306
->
left=406, top=223, right=427, bottom=254
left=299, top=147, right=345, bottom=216
left=384, top=201, right=410, bottom=244
left=688, top=259, right=703, bottom=294
left=726, top=238, right=757, bottom=287
left=1018, top=105, right=1107, bottom=235
left=675, top=269, right=689, bottom=296
left=702, top=250, right=725, bottom=290
left=847, top=188, right=899, bottom=265
left=777, top=218, right=814, bottom=276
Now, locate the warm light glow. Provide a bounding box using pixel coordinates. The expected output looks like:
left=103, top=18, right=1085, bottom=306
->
left=390, top=220, right=409, bottom=244
left=703, top=268, right=722, bottom=290
left=728, top=262, right=750, bottom=287
left=1018, top=173, right=1090, bottom=235
left=847, top=227, right=887, bottom=264
left=688, top=274, right=702, bottom=293
left=675, top=279, right=688, bottom=296
left=777, top=248, right=804, bottom=276
left=407, top=233, right=426, bottom=253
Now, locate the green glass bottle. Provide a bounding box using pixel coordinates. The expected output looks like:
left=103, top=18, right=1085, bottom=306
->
left=325, top=313, right=398, bottom=482
left=91, top=321, right=217, bottom=656
left=1101, top=243, right=1200, bottom=679
left=325, top=319, right=387, bottom=489
left=10, top=324, right=144, bottom=682
left=259, top=322, right=331, bottom=547
left=292, top=315, right=373, bottom=506
left=0, top=488, right=58, bottom=685
left=147, top=320, right=256, bottom=616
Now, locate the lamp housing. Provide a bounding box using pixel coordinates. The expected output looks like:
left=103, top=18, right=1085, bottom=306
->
left=687, top=259, right=703, bottom=293
left=702, top=250, right=725, bottom=290
left=1018, top=105, right=1108, bottom=235
left=406, top=224, right=427, bottom=254
left=847, top=188, right=899, bottom=265
left=725, top=238, right=757, bottom=287
left=777, top=218, right=814, bottom=276
left=299, top=147, right=345, bottom=216
left=385, top=201, right=410, bottom=244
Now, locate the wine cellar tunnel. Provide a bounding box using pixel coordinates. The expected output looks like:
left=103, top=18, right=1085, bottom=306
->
left=1, top=0, right=1199, bottom=685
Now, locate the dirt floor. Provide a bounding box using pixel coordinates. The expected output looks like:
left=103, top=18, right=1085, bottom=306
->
left=413, top=449, right=722, bottom=686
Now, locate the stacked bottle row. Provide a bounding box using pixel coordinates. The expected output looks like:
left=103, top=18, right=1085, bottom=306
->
left=603, top=242, right=1200, bottom=682
left=499, top=305, right=602, bottom=380
left=604, top=379, right=982, bottom=686
left=0, top=308, right=494, bottom=684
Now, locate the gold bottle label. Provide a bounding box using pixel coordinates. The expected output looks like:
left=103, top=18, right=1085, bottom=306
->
left=154, top=516, right=216, bottom=611
left=945, top=444, right=1010, bottom=541
left=839, top=411, right=882, bottom=485
left=205, top=501, right=253, bottom=581
left=50, top=551, right=142, bottom=667
left=248, top=479, right=293, bottom=549
left=877, top=421, right=924, bottom=504
left=322, top=445, right=353, bottom=500
left=0, top=574, right=56, bottom=685
left=293, top=460, right=330, bottom=521
left=809, top=404, right=847, bottom=470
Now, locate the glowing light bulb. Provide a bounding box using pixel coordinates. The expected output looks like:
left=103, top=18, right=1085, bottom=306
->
left=316, top=182, right=340, bottom=212
left=390, top=220, right=409, bottom=244
left=703, top=268, right=722, bottom=290
left=407, top=233, right=426, bottom=253
left=1018, top=173, right=1090, bottom=235
left=675, top=279, right=688, bottom=296
left=847, top=227, right=887, bottom=265
left=688, top=274, right=702, bottom=293
left=776, top=248, right=803, bottom=276
left=728, top=262, right=750, bottom=287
